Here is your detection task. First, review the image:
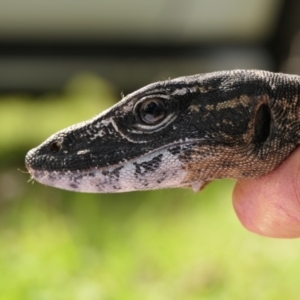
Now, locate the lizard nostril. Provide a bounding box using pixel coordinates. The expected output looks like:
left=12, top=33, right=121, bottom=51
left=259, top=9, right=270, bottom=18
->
left=49, top=140, right=62, bottom=153
left=254, top=103, right=271, bottom=144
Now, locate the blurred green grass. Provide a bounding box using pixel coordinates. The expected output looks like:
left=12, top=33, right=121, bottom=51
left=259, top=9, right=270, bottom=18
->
left=1, top=73, right=300, bottom=300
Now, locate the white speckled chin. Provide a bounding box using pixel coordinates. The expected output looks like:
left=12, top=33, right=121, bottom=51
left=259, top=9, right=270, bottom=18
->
left=28, top=150, right=190, bottom=193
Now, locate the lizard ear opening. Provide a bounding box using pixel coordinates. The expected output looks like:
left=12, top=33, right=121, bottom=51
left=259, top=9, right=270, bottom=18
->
left=254, top=103, right=271, bottom=144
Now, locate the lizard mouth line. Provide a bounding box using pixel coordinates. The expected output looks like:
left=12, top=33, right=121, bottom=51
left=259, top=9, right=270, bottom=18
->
left=30, top=137, right=211, bottom=176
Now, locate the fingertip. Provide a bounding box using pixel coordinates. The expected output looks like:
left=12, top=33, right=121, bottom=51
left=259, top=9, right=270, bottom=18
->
left=233, top=148, right=300, bottom=238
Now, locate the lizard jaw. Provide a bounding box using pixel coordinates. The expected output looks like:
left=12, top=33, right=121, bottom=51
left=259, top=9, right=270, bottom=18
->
left=27, top=148, right=205, bottom=193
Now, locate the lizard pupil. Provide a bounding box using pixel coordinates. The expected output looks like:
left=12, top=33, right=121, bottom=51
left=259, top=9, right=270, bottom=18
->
left=139, top=99, right=167, bottom=124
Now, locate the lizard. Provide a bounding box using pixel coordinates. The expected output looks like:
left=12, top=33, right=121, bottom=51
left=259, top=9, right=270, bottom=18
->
left=25, top=69, right=300, bottom=193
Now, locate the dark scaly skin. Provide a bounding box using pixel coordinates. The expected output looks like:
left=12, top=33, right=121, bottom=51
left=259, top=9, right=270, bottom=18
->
left=25, top=70, right=300, bottom=193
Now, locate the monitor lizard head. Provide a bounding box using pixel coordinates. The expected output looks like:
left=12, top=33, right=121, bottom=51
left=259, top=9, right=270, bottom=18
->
left=25, top=70, right=300, bottom=193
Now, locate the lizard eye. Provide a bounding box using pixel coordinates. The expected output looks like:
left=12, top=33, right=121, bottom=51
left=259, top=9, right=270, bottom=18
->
left=138, top=98, right=168, bottom=125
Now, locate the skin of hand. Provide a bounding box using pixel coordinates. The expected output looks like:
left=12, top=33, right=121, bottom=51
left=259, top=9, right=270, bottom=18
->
left=233, top=147, right=300, bottom=238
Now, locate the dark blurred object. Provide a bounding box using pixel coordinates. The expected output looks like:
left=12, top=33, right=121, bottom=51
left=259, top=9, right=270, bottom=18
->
left=274, top=1, right=300, bottom=74
left=0, top=0, right=288, bottom=93
left=268, top=0, right=300, bottom=74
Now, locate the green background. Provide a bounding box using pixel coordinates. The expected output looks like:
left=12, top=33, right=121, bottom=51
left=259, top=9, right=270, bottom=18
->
left=1, top=73, right=300, bottom=300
